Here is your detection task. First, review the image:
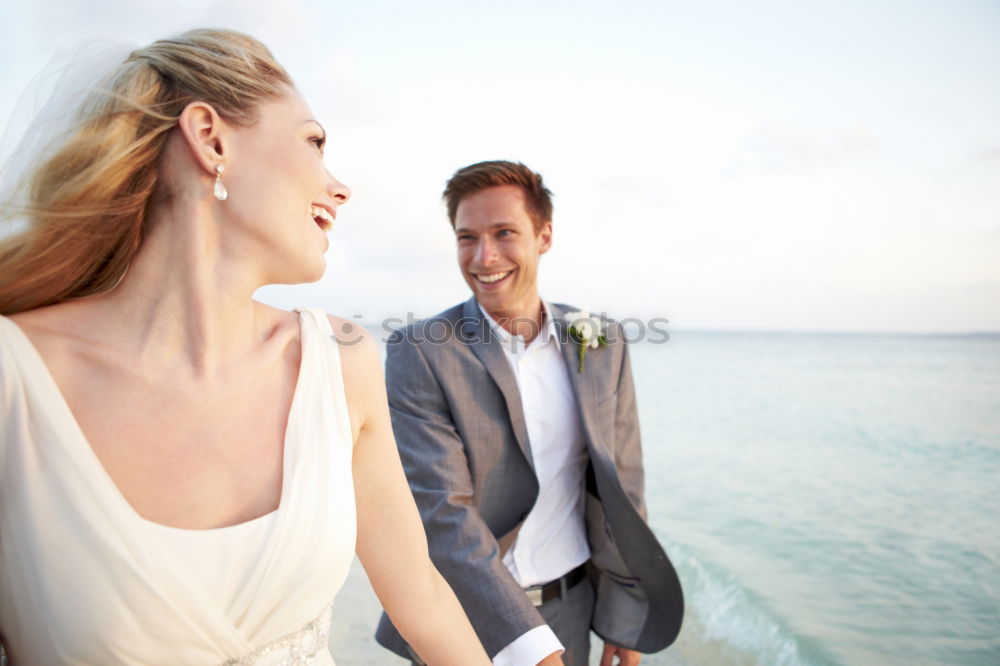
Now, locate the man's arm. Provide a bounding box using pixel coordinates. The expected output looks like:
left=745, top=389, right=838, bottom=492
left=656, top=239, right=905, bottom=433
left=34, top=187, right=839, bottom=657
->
left=384, top=332, right=550, bottom=658
left=611, top=328, right=647, bottom=518
left=602, top=329, right=647, bottom=664
left=591, top=328, right=685, bottom=653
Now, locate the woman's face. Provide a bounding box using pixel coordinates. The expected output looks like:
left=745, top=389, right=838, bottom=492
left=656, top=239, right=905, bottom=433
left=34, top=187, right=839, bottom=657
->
left=222, top=88, right=350, bottom=285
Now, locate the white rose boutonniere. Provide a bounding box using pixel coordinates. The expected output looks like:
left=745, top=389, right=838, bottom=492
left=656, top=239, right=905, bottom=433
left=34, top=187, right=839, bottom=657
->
left=566, top=309, right=609, bottom=373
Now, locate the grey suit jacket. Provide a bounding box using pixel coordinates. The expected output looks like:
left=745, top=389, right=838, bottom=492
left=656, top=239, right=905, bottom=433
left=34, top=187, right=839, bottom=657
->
left=375, top=298, right=683, bottom=660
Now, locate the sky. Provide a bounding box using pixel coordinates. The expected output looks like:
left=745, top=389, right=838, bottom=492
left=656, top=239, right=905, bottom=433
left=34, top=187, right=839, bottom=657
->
left=1, top=0, right=998, bottom=333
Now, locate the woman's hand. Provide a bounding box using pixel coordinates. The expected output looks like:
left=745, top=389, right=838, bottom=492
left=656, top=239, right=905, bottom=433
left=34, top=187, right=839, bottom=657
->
left=600, top=642, right=641, bottom=666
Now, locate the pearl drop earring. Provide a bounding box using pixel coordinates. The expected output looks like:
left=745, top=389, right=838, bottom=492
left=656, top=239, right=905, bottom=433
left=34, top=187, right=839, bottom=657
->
left=213, top=164, right=228, bottom=201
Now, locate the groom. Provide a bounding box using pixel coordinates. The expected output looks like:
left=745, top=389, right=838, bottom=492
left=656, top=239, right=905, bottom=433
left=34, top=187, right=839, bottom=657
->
left=375, top=161, right=683, bottom=665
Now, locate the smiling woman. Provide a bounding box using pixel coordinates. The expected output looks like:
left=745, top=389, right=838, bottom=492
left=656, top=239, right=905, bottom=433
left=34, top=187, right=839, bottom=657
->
left=178, top=89, right=350, bottom=285
left=0, top=29, right=489, bottom=665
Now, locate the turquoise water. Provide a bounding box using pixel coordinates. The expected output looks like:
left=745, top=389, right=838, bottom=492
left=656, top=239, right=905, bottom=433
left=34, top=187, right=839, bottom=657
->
left=633, top=332, right=1000, bottom=665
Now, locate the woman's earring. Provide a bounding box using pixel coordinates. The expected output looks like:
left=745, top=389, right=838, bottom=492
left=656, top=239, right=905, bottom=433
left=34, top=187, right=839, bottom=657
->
left=213, top=164, right=228, bottom=201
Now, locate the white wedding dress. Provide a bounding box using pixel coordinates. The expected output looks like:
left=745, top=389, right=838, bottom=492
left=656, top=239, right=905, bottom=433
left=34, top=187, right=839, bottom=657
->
left=0, top=308, right=356, bottom=665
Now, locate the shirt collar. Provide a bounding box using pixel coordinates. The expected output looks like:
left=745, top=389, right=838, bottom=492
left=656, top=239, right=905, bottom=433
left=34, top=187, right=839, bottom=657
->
left=478, top=300, right=557, bottom=348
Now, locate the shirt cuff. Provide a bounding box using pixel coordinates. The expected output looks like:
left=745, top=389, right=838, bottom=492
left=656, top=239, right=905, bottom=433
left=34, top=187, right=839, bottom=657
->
left=492, top=625, right=564, bottom=666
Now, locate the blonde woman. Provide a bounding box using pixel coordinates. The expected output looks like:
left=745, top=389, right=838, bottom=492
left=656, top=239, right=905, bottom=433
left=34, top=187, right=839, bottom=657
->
left=0, top=29, right=489, bottom=665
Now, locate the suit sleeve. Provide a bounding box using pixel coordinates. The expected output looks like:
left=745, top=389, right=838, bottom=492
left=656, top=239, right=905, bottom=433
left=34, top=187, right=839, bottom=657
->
left=384, top=333, right=547, bottom=659
left=612, top=329, right=648, bottom=519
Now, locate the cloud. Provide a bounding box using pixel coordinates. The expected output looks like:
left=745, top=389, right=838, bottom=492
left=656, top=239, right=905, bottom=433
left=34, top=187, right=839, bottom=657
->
left=731, top=124, right=880, bottom=174
left=976, top=148, right=1000, bottom=162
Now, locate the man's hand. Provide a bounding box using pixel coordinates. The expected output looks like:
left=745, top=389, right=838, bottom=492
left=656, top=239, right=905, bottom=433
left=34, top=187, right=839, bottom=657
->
left=600, top=642, right=641, bottom=666
left=537, top=650, right=565, bottom=665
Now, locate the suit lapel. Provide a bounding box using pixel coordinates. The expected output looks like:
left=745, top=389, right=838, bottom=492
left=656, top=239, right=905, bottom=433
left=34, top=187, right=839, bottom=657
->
left=552, top=305, right=607, bottom=456
left=461, top=298, right=535, bottom=471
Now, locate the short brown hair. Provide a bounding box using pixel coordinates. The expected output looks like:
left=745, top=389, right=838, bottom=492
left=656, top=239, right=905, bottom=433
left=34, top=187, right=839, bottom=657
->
left=443, top=160, right=553, bottom=233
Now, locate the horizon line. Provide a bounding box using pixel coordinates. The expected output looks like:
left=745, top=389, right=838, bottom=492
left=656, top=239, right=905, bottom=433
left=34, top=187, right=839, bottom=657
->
left=348, top=320, right=1000, bottom=338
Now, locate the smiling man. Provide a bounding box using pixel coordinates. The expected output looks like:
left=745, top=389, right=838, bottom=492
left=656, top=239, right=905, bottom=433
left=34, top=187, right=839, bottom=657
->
left=375, top=161, right=684, bottom=666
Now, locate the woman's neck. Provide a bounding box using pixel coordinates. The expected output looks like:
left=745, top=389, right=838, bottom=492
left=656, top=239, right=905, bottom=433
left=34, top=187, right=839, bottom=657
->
left=81, top=200, right=277, bottom=377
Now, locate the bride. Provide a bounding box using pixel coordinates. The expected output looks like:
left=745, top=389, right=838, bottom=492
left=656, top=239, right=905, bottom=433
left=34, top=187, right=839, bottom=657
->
left=0, top=29, right=490, bottom=665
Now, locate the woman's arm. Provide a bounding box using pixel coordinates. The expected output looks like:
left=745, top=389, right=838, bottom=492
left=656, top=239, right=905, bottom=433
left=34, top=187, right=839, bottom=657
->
left=334, top=318, right=490, bottom=665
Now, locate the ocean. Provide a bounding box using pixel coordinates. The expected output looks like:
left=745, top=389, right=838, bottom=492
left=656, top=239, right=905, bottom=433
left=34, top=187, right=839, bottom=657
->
left=329, top=331, right=1000, bottom=665
left=636, top=331, right=1000, bottom=666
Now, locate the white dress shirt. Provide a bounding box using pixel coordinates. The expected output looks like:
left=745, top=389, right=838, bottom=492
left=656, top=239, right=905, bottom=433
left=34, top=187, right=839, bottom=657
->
left=480, top=303, right=591, bottom=666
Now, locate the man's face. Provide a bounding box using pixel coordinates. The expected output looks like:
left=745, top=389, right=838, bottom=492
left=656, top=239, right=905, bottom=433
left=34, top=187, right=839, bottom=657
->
left=454, top=184, right=552, bottom=320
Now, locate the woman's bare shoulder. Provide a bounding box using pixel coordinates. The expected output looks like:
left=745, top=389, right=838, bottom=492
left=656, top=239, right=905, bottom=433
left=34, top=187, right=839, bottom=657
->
left=325, top=314, right=379, bottom=366
left=5, top=301, right=97, bottom=364
left=322, top=314, right=385, bottom=439
left=7, top=301, right=78, bottom=331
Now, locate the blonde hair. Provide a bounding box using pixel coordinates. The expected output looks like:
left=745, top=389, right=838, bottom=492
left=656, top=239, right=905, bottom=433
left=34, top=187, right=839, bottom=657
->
left=0, top=29, right=293, bottom=314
